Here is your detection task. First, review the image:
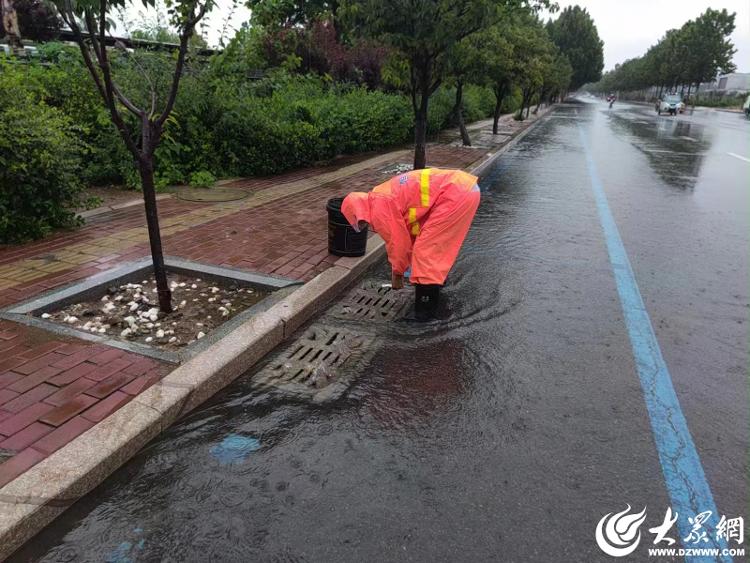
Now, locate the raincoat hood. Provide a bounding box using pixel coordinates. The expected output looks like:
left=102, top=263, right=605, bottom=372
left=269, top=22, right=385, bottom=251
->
left=341, top=192, right=371, bottom=231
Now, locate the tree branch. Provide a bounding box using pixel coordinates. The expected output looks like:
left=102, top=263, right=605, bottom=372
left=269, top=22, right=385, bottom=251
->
left=156, top=0, right=211, bottom=127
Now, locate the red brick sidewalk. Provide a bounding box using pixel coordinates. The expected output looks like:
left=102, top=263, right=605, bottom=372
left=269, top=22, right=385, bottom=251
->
left=0, top=140, right=488, bottom=486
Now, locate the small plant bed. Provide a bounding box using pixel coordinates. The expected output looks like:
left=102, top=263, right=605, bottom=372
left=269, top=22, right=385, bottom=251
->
left=40, top=275, right=270, bottom=350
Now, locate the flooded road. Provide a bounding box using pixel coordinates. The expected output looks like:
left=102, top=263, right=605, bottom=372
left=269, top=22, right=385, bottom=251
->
left=12, top=100, right=749, bottom=562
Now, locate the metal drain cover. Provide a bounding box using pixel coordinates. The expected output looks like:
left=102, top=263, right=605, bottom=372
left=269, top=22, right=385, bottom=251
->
left=332, top=281, right=411, bottom=322
left=253, top=326, right=375, bottom=403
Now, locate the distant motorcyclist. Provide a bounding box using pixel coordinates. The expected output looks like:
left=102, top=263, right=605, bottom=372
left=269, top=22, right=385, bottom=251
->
left=607, top=94, right=616, bottom=108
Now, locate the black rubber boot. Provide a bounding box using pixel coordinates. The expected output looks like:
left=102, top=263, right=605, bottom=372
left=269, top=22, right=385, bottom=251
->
left=414, top=284, right=441, bottom=321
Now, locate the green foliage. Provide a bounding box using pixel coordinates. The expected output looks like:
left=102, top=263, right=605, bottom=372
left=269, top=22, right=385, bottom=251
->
left=589, top=8, right=736, bottom=95
left=546, top=5, right=604, bottom=90
left=189, top=170, right=217, bottom=188
left=214, top=75, right=414, bottom=175
left=0, top=70, right=85, bottom=243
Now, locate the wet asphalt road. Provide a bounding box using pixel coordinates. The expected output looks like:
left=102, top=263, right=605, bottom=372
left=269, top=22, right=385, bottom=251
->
left=11, top=99, right=749, bottom=563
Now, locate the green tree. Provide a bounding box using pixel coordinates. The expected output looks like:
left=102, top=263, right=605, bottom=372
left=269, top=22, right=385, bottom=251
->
left=509, top=15, right=553, bottom=120
left=546, top=5, right=603, bottom=91
left=679, top=8, right=736, bottom=97
left=472, top=21, right=515, bottom=134
left=343, top=0, right=548, bottom=169
left=443, top=32, right=488, bottom=146
left=56, top=0, right=212, bottom=312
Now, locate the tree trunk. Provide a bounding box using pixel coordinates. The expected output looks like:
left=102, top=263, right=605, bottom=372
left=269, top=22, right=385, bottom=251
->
left=413, top=104, right=428, bottom=169
left=139, top=156, right=172, bottom=313
left=1, top=0, right=22, bottom=50
left=453, top=81, right=471, bottom=147
left=492, top=88, right=505, bottom=134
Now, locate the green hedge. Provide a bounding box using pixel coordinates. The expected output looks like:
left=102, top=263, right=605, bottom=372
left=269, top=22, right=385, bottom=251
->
left=1, top=45, right=498, bottom=233
left=0, top=64, right=86, bottom=242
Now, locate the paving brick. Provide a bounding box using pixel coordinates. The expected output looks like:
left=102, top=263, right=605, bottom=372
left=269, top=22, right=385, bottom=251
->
left=120, top=369, right=162, bottom=396
left=122, top=357, right=158, bottom=377
left=0, top=389, right=19, bottom=407
left=85, top=357, right=134, bottom=382
left=6, top=365, right=63, bottom=394
left=0, top=402, right=56, bottom=436
left=47, top=361, right=99, bottom=386
left=0, top=371, right=24, bottom=390
left=0, top=356, right=37, bottom=371
left=11, top=353, right=67, bottom=376
left=0, top=447, right=46, bottom=488
left=0, top=421, right=54, bottom=452
left=0, top=329, right=19, bottom=341
left=50, top=347, right=104, bottom=370
left=33, top=416, right=94, bottom=456
left=2, top=384, right=57, bottom=414
left=85, top=372, right=136, bottom=399
left=81, top=391, right=132, bottom=423
left=54, top=342, right=90, bottom=356
left=0, top=410, right=12, bottom=424
left=39, top=395, right=98, bottom=427
left=87, top=348, right=125, bottom=365
left=0, top=338, right=25, bottom=355
left=44, top=378, right=98, bottom=407
left=16, top=341, right=64, bottom=361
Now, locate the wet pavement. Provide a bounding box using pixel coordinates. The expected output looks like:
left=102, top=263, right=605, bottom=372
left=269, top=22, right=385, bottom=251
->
left=10, top=99, right=749, bottom=562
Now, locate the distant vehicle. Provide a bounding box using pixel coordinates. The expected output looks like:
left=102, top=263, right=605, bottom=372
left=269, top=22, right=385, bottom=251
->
left=656, top=94, right=685, bottom=116
left=743, top=94, right=750, bottom=118
left=606, top=94, right=616, bottom=108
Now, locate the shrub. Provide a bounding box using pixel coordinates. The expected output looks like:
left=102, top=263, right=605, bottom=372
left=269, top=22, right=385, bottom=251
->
left=189, top=170, right=217, bottom=188
left=0, top=81, right=85, bottom=243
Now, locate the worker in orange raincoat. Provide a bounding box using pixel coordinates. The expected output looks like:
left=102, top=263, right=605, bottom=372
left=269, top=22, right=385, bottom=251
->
left=341, top=168, right=480, bottom=318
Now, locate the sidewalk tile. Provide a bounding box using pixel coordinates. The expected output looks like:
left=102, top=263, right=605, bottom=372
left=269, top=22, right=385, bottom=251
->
left=39, top=395, right=98, bottom=427
left=13, top=353, right=68, bottom=376
left=45, top=378, right=98, bottom=407
left=0, top=447, right=45, bottom=487
left=86, top=358, right=134, bottom=382
left=81, top=391, right=132, bottom=423
left=7, top=366, right=63, bottom=394
left=47, top=362, right=99, bottom=386
left=0, top=371, right=23, bottom=389
left=33, top=416, right=94, bottom=455
left=0, top=422, right=54, bottom=452
left=85, top=372, right=136, bottom=399
left=0, top=402, right=56, bottom=436
left=50, top=347, right=106, bottom=370
left=88, top=348, right=125, bottom=365
left=2, top=384, right=57, bottom=413
left=0, top=389, right=19, bottom=407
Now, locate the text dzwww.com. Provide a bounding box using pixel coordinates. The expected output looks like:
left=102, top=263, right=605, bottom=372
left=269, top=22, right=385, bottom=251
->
left=648, top=548, right=745, bottom=557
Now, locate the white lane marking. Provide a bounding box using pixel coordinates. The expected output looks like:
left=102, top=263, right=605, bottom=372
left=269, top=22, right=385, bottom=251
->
left=643, top=149, right=706, bottom=156
left=678, top=136, right=697, bottom=142
left=728, top=152, right=750, bottom=164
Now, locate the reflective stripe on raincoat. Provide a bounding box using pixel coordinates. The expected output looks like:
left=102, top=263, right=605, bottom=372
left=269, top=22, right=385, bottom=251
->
left=341, top=168, right=480, bottom=285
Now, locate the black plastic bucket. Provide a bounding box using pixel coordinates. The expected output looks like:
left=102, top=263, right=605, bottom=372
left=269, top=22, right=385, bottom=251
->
left=327, top=197, right=368, bottom=257
left=414, top=283, right=441, bottom=320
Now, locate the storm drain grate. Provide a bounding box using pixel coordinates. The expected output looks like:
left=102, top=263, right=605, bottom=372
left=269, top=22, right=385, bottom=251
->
left=331, top=281, right=411, bottom=322
left=252, top=326, right=375, bottom=403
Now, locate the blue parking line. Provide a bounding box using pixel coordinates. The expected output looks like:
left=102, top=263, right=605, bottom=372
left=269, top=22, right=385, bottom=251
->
left=577, top=125, right=730, bottom=562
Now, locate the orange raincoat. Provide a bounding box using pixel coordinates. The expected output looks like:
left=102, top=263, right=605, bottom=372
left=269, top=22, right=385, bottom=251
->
left=341, top=168, right=480, bottom=285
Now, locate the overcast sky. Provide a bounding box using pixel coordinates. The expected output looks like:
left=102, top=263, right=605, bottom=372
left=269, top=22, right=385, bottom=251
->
left=553, top=0, right=749, bottom=72
left=124, top=0, right=749, bottom=73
